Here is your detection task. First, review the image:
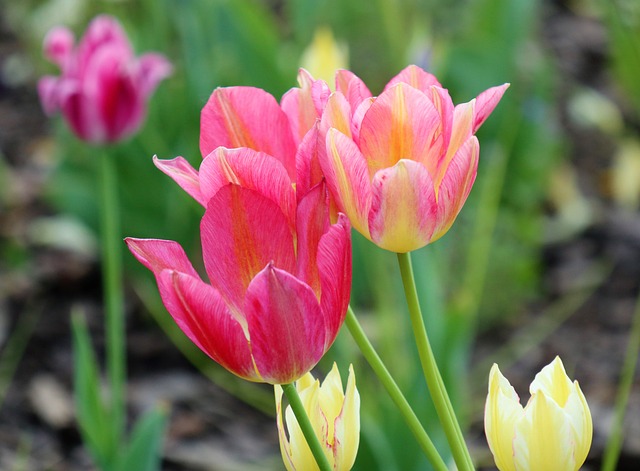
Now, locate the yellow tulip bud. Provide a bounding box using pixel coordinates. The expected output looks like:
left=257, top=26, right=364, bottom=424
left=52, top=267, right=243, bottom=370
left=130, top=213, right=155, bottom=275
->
left=275, top=363, right=360, bottom=471
left=485, top=356, right=592, bottom=471
left=299, top=26, right=349, bottom=87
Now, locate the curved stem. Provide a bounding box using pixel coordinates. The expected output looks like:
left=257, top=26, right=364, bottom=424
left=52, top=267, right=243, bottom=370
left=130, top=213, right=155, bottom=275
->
left=281, top=383, right=332, bottom=471
left=397, top=251, right=474, bottom=471
left=99, top=151, right=125, bottom=446
left=345, top=307, right=448, bottom=471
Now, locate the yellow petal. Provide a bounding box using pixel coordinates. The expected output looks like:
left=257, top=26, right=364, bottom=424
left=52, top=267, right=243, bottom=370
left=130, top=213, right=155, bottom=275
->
left=334, top=364, right=360, bottom=471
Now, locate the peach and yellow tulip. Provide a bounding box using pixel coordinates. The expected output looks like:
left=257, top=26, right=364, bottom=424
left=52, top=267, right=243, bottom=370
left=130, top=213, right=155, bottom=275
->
left=319, top=65, right=508, bottom=252
left=485, top=357, right=592, bottom=471
left=275, top=364, right=360, bottom=471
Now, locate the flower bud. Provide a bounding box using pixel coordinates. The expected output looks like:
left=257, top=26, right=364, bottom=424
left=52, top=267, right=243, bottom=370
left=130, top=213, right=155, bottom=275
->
left=485, top=356, right=592, bottom=471
left=275, top=363, right=360, bottom=470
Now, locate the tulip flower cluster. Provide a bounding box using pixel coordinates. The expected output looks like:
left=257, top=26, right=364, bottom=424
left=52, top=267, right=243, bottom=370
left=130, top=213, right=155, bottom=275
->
left=39, top=15, right=172, bottom=144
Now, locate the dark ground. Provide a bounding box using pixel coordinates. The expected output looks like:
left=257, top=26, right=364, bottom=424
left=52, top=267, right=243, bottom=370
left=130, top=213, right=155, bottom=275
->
left=1, top=1, right=639, bottom=470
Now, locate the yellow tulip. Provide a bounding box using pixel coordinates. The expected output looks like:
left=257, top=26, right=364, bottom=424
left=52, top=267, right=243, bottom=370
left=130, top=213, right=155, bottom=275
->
left=300, top=26, right=349, bottom=87
left=485, top=356, right=592, bottom=471
left=275, top=363, right=360, bottom=471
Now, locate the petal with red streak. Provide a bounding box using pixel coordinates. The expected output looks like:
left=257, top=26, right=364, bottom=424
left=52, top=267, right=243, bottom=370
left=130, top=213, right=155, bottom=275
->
left=244, top=264, right=325, bottom=384
left=317, top=213, right=352, bottom=339
left=153, top=156, right=205, bottom=206
left=159, top=270, right=256, bottom=381
left=473, top=83, right=509, bottom=133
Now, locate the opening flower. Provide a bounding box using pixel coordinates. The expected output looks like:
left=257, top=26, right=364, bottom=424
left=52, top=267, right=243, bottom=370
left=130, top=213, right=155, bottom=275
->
left=484, top=356, right=593, bottom=471
left=38, top=15, right=172, bottom=144
left=275, top=363, right=360, bottom=470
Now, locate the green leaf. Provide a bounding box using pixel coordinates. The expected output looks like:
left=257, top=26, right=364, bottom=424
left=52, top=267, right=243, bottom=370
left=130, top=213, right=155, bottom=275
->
left=71, top=308, right=114, bottom=470
left=115, top=406, right=169, bottom=471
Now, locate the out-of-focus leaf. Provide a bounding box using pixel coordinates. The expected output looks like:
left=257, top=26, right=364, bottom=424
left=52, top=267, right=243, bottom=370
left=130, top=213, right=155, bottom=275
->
left=71, top=308, right=114, bottom=470
left=115, top=406, right=168, bottom=471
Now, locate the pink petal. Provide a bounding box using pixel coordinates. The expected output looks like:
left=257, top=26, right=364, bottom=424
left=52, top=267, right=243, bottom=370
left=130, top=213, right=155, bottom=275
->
left=368, top=160, right=438, bottom=253
left=294, top=182, right=331, bottom=296
left=280, top=69, right=328, bottom=144
left=125, top=237, right=200, bottom=279
left=295, top=123, right=324, bottom=200
left=473, top=83, right=509, bottom=133
left=317, top=213, right=352, bottom=339
left=153, top=155, right=205, bottom=206
left=200, top=185, right=296, bottom=309
left=77, top=15, right=133, bottom=73
left=431, top=136, right=479, bottom=242
left=433, top=100, right=474, bottom=190
left=137, top=52, right=173, bottom=97
left=359, top=83, right=441, bottom=175
left=43, top=26, right=75, bottom=67
left=384, top=64, right=442, bottom=93
left=38, top=76, right=61, bottom=115
left=320, top=92, right=352, bottom=137
left=335, top=69, right=372, bottom=110
left=244, top=264, right=325, bottom=384
left=200, top=87, right=297, bottom=179
left=159, top=270, right=256, bottom=381
left=322, top=128, right=373, bottom=238
left=199, top=147, right=296, bottom=223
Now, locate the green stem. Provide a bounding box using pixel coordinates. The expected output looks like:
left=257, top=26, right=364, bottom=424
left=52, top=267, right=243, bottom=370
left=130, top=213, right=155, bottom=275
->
left=98, top=150, right=125, bottom=447
left=601, top=288, right=640, bottom=471
left=281, top=383, right=332, bottom=471
left=345, top=307, right=448, bottom=471
left=397, top=252, right=474, bottom=471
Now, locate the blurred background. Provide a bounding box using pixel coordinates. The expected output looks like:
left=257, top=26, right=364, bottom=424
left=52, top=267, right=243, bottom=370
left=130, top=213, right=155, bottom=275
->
left=0, top=0, right=639, bottom=469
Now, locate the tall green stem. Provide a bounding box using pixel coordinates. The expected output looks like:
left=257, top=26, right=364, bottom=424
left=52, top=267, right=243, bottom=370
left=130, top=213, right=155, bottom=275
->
left=98, top=151, right=125, bottom=447
left=345, top=307, right=448, bottom=471
left=397, top=252, right=474, bottom=471
left=281, top=383, right=332, bottom=471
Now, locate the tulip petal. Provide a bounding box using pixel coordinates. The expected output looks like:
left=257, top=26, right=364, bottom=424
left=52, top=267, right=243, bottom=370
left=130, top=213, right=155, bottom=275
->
left=323, top=128, right=373, bottom=237
left=295, top=123, right=325, bottom=200
left=513, top=391, right=576, bottom=471
left=368, top=159, right=438, bottom=253
left=244, top=264, right=325, bottom=384
left=431, top=136, right=479, bottom=242
left=435, top=99, right=474, bottom=188
left=334, top=364, right=360, bottom=470
left=359, top=83, right=441, bottom=176
left=295, top=183, right=331, bottom=297
left=485, top=364, right=522, bottom=471
left=335, top=69, right=372, bottom=110
left=200, top=86, right=296, bottom=179
left=286, top=378, right=323, bottom=468
left=43, top=26, right=75, bottom=66
left=473, top=83, right=509, bottom=133
left=158, top=270, right=256, bottom=381
left=125, top=237, right=200, bottom=280
left=153, top=155, right=205, bottom=206
left=275, top=385, right=297, bottom=471
left=281, top=69, right=328, bottom=144
left=200, top=185, right=296, bottom=309
left=317, top=213, right=351, bottom=338
left=565, top=382, right=593, bottom=468
left=199, top=147, right=296, bottom=222
left=384, top=64, right=442, bottom=93
left=529, top=356, right=573, bottom=407
left=321, top=92, right=352, bottom=137
left=38, top=76, right=62, bottom=115
left=137, top=52, right=173, bottom=97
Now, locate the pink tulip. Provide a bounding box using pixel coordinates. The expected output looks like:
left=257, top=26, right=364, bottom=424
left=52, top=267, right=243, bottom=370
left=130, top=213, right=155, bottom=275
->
left=319, top=65, right=509, bottom=253
left=38, top=15, right=172, bottom=144
left=126, top=146, right=351, bottom=384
